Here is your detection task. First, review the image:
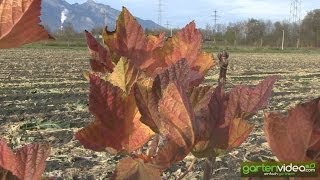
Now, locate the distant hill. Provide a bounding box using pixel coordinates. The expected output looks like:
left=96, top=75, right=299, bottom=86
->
left=41, top=0, right=163, bottom=32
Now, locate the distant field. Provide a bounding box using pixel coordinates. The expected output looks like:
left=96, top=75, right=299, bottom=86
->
left=0, top=48, right=319, bottom=179
left=24, top=39, right=320, bottom=54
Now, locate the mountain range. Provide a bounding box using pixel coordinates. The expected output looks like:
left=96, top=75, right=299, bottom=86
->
left=41, top=0, right=162, bottom=32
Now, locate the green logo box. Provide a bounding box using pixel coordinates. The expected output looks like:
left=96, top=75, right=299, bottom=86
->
left=241, top=161, right=318, bottom=177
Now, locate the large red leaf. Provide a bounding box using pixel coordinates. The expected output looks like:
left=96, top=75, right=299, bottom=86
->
left=0, top=138, right=50, bottom=180
left=192, top=76, right=278, bottom=158
left=113, top=157, right=161, bottom=180
left=134, top=60, right=200, bottom=133
left=151, top=82, right=196, bottom=168
left=97, top=7, right=214, bottom=81
left=0, top=0, right=52, bottom=48
left=224, top=76, right=279, bottom=126
left=264, top=98, right=320, bottom=165
left=134, top=60, right=198, bottom=168
left=102, top=7, right=165, bottom=73
left=76, top=59, right=154, bottom=152
left=155, top=21, right=214, bottom=75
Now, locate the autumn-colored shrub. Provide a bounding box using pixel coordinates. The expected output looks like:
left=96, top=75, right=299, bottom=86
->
left=3, top=0, right=316, bottom=178
left=75, top=7, right=279, bottom=179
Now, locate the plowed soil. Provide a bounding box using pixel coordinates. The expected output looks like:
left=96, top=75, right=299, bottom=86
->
left=1, top=48, right=319, bottom=179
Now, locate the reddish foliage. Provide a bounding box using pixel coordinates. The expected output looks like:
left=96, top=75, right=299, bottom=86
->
left=103, top=7, right=165, bottom=74
left=86, top=7, right=214, bottom=79
left=134, top=60, right=198, bottom=168
left=193, top=76, right=278, bottom=157
left=0, top=139, right=50, bottom=180
left=80, top=7, right=280, bottom=179
left=76, top=58, right=154, bottom=153
left=75, top=73, right=154, bottom=153
left=154, top=21, right=213, bottom=76
left=0, top=0, right=52, bottom=48
left=264, top=98, right=320, bottom=174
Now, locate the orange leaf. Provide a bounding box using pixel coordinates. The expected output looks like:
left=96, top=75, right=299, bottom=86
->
left=134, top=60, right=197, bottom=168
left=0, top=0, right=52, bottom=48
left=103, top=7, right=165, bottom=73
left=113, top=157, right=161, bottom=180
left=152, top=82, right=196, bottom=168
left=98, top=7, right=214, bottom=82
left=264, top=98, right=320, bottom=163
left=134, top=60, right=200, bottom=133
left=156, top=21, right=214, bottom=75
left=76, top=73, right=154, bottom=153
left=228, top=118, right=254, bottom=149
left=0, top=138, right=50, bottom=180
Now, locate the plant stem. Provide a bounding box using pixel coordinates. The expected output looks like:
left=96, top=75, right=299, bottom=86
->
left=203, top=155, right=216, bottom=180
left=201, top=50, right=229, bottom=180
left=217, top=50, right=229, bottom=87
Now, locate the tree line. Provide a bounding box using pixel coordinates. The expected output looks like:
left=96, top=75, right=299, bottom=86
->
left=49, top=9, right=320, bottom=48
left=199, top=9, right=320, bottom=48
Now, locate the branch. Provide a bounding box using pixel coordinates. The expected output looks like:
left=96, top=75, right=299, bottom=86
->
left=202, top=155, right=216, bottom=180
left=217, top=50, right=229, bottom=87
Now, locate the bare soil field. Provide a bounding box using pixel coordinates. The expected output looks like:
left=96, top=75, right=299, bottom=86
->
left=0, top=48, right=319, bottom=179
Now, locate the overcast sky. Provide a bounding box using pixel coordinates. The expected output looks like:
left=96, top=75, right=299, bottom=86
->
left=66, top=0, right=319, bottom=28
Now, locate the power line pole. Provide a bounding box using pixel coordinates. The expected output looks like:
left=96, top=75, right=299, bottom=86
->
left=157, top=0, right=163, bottom=27
left=213, top=10, right=219, bottom=32
left=290, top=0, right=302, bottom=48
left=290, top=0, right=301, bottom=24
left=165, top=20, right=169, bottom=29
left=165, top=20, right=172, bottom=37
left=211, top=10, right=219, bottom=43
